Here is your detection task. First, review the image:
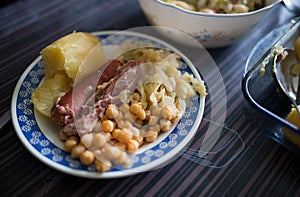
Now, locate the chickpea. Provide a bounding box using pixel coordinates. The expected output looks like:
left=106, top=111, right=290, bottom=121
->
left=199, top=8, right=217, bottom=14
left=162, top=106, right=174, bottom=120
left=93, top=149, right=103, bottom=159
left=132, top=135, right=144, bottom=146
left=64, top=136, right=79, bottom=152
left=124, top=121, right=133, bottom=129
left=105, top=104, right=119, bottom=119
left=101, top=120, right=115, bottom=133
left=117, top=130, right=132, bottom=144
left=136, top=109, right=146, bottom=120
left=119, top=103, right=129, bottom=113
left=160, top=119, right=172, bottom=132
left=150, top=124, right=161, bottom=133
left=117, top=120, right=132, bottom=129
left=127, top=139, right=139, bottom=153
left=224, top=3, right=233, bottom=13
left=80, top=150, right=95, bottom=166
left=139, top=128, right=146, bottom=138
left=130, top=99, right=139, bottom=104
left=81, top=133, right=94, bottom=148
left=102, top=144, right=121, bottom=160
left=117, top=120, right=125, bottom=129
left=112, top=129, right=122, bottom=139
left=71, top=144, right=86, bottom=158
left=124, top=111, right=136, bottom=123
left=133, top=119, right=143, bottom=128
left=95, top=158, right=112, bottom=172
left=114, top=112, right=124, bottom=122
left=69, top=136, right=79, bottom=143
left=148, top=115, right=159, bottom=126
left=114, top=151, right=128, bottom=165
left=103, top=132, right=112, bottom=140
left=129, top=126, right=140, bottom=136
left=145, top=131, right=158, bottom=143
left=131, top=92, right=141, bottom=101
left=93, top=133, right=107, bottom=148
left=118, top=120, right=133, bottom=129
left=114, top=141, right=127, bottom=150
left=232, top=4, right=249, bottom=13
left=174, top=1, right=196, bottom=11
left=129, top=103, right=142, bottom=114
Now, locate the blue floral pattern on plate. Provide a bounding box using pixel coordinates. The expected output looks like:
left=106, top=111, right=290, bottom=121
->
left=11, top=31, right=205, bottom=178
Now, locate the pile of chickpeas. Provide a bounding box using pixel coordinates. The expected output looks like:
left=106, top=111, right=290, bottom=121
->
left=59, top=91, right=178, bottom=172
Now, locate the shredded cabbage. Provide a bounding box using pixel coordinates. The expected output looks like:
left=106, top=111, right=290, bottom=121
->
left=119, top=47, right=206, bottom=120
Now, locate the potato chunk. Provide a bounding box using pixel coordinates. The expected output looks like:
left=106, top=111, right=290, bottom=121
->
left=32, top=32, right=106, bottom=117
left=31, top=74, right=71, bottom=117
left=284, top=106, right=300, bottom=147
left=41, top=32, right=105, bottom=82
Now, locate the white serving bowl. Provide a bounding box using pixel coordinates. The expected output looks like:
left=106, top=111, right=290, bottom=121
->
left=138, top=0, right=282, bottom=48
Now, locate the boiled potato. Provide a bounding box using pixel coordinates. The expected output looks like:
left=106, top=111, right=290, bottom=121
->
left=32, top=74, right=71, bottom=117
left=283, top=106, right=300, bottom=147
left=41, top=32, right=106, bottom=82
left=32, top=32, right=106, bottom=117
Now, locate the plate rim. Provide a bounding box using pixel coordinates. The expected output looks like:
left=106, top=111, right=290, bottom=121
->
left=11, top=30, right=206, bottom=179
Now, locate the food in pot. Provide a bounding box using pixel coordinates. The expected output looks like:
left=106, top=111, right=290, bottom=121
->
left=259, top=45, right=284, bottom=77
left=162, top=0, right=266, bottom=14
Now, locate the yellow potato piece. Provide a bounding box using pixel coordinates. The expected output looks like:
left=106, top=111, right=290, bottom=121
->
left=33, top=32, right=107, bottom=117
left=41, top=32, right=106, bottom=82
left=284, top=106, right=300, bottom=147
left=31, top=74, right=71, bottom=117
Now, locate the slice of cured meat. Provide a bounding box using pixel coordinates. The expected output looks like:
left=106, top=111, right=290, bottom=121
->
left=56, top=60, right=144, bottom=136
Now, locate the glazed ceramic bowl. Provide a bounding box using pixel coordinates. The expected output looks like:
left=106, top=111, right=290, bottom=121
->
left=138, top=0, right=282, bottom=48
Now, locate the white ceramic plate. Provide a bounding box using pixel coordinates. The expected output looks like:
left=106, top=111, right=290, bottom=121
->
left=11, top=31, right=206, bottom=179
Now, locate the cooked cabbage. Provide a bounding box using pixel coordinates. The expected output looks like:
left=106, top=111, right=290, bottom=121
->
left=119, top=48, right=207, bottom=120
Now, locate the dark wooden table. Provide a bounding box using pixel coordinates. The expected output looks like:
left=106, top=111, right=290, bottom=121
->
left=1, top=0, right=300, bottom=196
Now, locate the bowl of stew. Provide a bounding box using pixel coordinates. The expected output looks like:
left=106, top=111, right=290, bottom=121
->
left=138, top=0, right=282, bottom=48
